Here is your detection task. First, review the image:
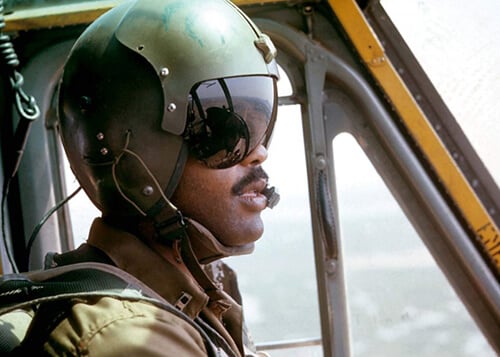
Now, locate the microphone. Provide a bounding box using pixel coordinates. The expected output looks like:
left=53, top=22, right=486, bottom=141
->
left=262, top=185, right=280, bottom=209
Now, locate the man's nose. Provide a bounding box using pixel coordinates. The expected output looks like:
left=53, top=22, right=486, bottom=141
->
left=241, top=144, right=268, bottom=166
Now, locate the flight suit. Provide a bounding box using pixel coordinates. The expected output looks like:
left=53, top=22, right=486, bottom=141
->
left=33, top=218, right=263, bottom=357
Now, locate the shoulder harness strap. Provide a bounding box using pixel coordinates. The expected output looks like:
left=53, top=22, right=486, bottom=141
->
left=0, top=262, right=220, bottom=356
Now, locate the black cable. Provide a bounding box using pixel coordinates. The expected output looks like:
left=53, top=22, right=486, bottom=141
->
left=1, top=177, right=18, bottom=273
left=26, top=186, right=82, bottom=266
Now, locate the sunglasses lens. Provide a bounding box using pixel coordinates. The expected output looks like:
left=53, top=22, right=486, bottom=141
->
left=185, top=76, right=277, bottom=169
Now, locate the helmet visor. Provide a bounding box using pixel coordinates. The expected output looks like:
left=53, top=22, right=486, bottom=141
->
left=184, top=76, right=277, bottom=169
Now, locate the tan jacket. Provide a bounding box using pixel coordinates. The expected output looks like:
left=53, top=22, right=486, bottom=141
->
left=42, top=218, right=254, bottom=357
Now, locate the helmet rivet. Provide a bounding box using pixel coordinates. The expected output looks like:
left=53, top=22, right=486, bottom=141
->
left=100, top=147, right=108, bottom=155
left=160, top=67, right=169, bottom=77
left=96, top=132, right=104, bottom=141
left=167, top=103, right=177, bottom=112
left=142, top=186, right=154, bottom=196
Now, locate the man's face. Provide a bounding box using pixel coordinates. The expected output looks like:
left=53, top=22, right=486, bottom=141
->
left=171, top=145, right=270, bottom=247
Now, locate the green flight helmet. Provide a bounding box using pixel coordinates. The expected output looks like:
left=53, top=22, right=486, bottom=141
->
left=58, top=0, right=279, bottom=220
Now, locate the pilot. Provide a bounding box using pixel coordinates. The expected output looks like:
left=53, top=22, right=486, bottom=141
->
left=20, top=0, right=279, bottom=355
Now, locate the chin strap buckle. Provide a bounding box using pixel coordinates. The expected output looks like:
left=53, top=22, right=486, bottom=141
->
left=154, top=209, right=188, bottom=241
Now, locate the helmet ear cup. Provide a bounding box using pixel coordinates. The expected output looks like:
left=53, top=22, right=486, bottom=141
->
left=59, top=31, right=186, bottom=217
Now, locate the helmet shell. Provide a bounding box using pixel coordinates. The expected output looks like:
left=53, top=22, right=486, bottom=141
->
left=115, top=0, right=278, bottom=134
left=58, top=0, right=278, bottom=218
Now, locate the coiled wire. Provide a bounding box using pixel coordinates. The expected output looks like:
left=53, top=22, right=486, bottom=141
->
left=0, top=2, right=19, bottom=67
left=0, top=0, right=40, bottom=120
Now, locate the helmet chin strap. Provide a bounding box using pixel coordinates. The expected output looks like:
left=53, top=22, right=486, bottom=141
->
left=179, top=231, right=223, bottom=301
left=151, top=204, right=188, bottom=241
left=149, top=204, right=223, bottom=300
left=184, top=218, right=255, bottom=264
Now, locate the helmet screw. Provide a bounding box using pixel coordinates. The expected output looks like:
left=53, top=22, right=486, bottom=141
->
left=100, top=147, right=109, bottom=155
left=142, top=186, right=154, bottom=196
left=96, top=132, right=104, bottom=141
left=167, top=103, right=177, bottom=112
left=160, top=67, right=169, bottom=77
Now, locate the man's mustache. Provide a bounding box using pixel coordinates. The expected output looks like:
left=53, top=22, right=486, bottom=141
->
left=231, top=166, right=269, bottom=195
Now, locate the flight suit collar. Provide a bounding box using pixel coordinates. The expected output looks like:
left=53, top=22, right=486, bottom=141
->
left=87, top=218, right=209, bottom=319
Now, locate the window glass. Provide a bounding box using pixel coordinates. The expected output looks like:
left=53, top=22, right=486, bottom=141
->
left=334, top=133, right=494, bottom=356
left=63, top=158, right=98, bottom=248
left=381, top=0, right=500, bottom=186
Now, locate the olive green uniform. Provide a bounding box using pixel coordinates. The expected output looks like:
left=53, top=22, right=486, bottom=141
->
left=37, top=218, right=259, bottom=356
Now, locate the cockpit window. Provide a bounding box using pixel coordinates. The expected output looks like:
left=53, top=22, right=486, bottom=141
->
left=381, top=0, right=500, bottom=186
left=334, top=133, right=495, bottom=356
